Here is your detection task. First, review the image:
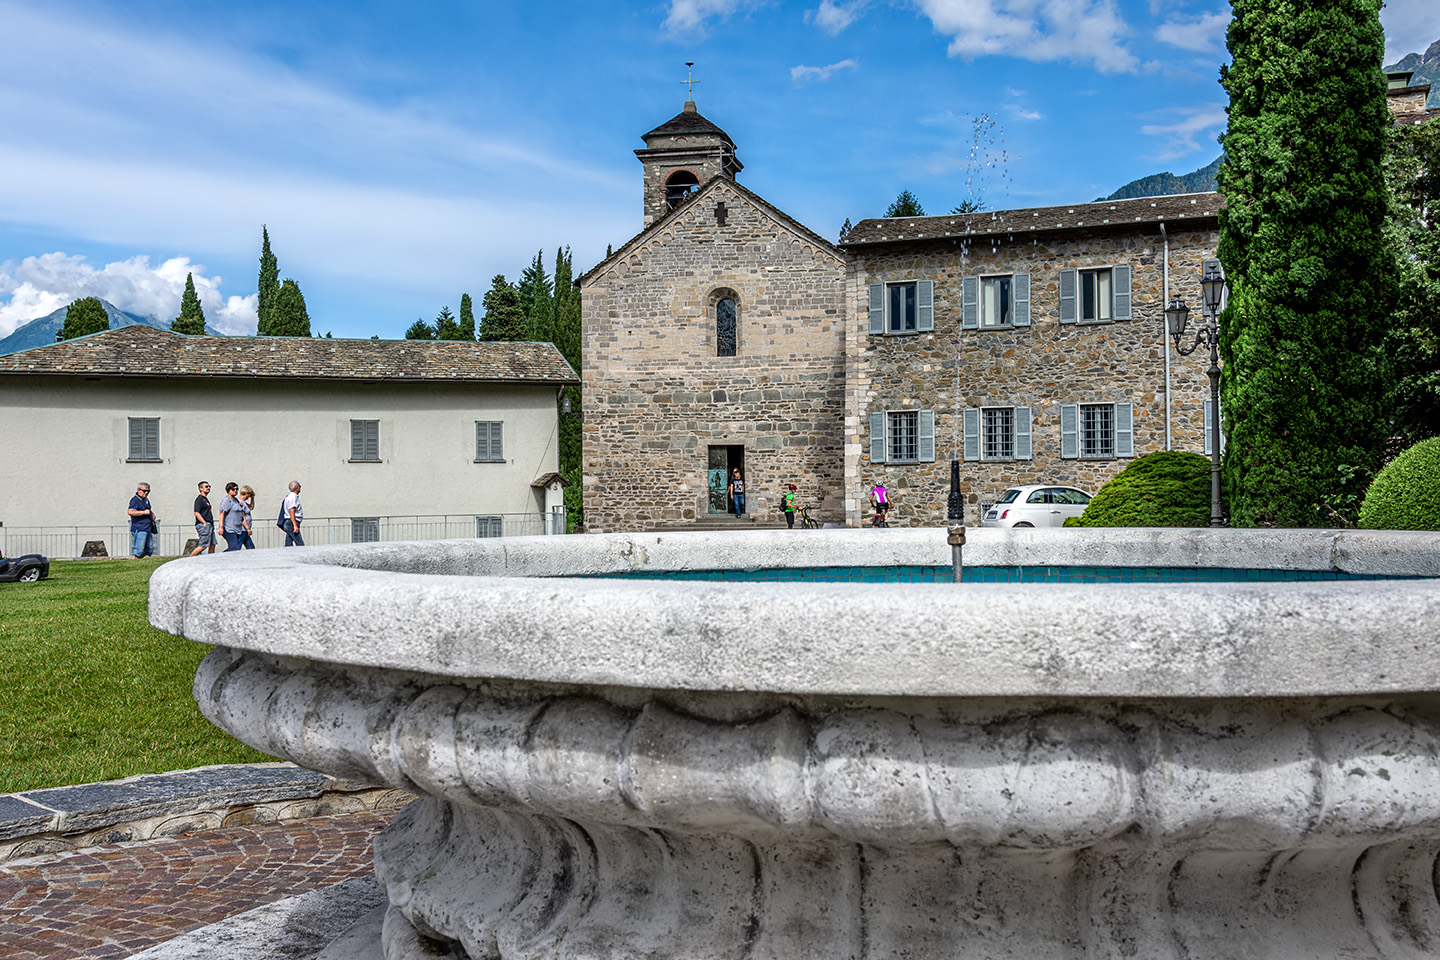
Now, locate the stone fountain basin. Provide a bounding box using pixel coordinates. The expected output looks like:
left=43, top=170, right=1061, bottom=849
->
left=150, top=528, right=1440, bottom=960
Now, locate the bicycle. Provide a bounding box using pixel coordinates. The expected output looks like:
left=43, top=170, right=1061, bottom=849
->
left=799, top=505, right=821, bottom=530
left=869, top=509, right=890, bottom=528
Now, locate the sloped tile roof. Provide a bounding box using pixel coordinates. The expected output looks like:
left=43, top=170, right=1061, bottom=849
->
left=642, top=103, right=733, bottom=143
left=842, top=192, right=1223, bottom=247
left=0, top=325, right=579, bottom=384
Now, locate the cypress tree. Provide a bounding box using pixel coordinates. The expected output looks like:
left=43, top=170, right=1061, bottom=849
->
left=517, top=250, right=553, bottom=341
left=479, top=275, right=526, bottom=341
left=405, top=319, right=435, bottom=340
left=459, top=293, right=476, bottom=340
left=60, top=297, right=109, bottom=340
left=1216, top=0, right=1394, bottom=526
left=170, top=273, right=207, bottom=335
left=551, top=247, right=581, bottom=373
left=269, top=279, right=312, bottom=337
left=1384, top=119, right=1440, bottom=447
left=257, top=226, right=279, bottom=335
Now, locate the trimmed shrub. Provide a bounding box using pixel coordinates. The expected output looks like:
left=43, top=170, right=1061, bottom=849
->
left=1067, top=451, right=1212, bottom=527
left=1358, top=437, right=1440, bottom=530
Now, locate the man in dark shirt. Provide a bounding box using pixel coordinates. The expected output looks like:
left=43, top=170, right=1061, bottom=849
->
left=127, top=483, right=157, bottom=558
left=189, top=481, right=216, bottom=557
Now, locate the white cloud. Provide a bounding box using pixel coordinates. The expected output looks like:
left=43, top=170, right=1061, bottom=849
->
left=808, top=0, right=871, bottom=34
left=663, top=0, right=756, bottom=33
left=915, top=0, right=1139, bottom=74
left=791, top=59, right=860, bottom=82
left=1138, top=103, right=1227, bottom=161
left=1011, top=106, right=1044, bottom=120
left=0, top=252, right=257, bottom=339
left=1155, top=10, right=1228, bottom=53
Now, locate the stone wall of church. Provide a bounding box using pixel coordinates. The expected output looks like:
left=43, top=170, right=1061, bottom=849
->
left=582, top=182, right=847, bottom=532
left=843, top=222, right=1219, bottom=527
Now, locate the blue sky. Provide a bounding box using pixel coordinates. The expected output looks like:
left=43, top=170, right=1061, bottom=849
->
left=1, top=0, right=1435, bottom=341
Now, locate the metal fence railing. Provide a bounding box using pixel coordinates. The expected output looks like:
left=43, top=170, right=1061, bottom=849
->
left=0, top=509, right=566, bottom=559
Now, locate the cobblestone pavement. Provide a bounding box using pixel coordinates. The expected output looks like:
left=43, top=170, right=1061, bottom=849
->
left=0, top=810, right=395, bottom=959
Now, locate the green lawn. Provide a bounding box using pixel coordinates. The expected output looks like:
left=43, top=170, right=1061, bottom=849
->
left=0, top=558, right=272, bottom=793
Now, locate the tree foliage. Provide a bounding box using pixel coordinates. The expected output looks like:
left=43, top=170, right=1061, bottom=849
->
left=479, top=275, right=527, bottom=342
left=269, top=279, right=311, bottom=337
left=60, top=297, right=109, bottom=340
left=1384, top=119, right=1440, bottom=448
left=1215, top=0, right=1394, bottom=527
left=434, top=305, right=463, bottom=340
left=405, top=319, right=435, bottom=339
left=883, top=190, right=924, bottom=218
left=459, top=293, right=476, bottom=340
left=170, top=273, right=207, bottom=335
left=1067, top=451, right=1214, bottom=527
left=950, top=198, right=986, bottom=214
left=257, top=226, right=280, bottom=335
left=1358, top=437, right=1440, bottom=530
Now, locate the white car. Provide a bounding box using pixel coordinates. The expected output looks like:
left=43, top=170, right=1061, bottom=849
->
left=981, top=485, right=1093, bottom=527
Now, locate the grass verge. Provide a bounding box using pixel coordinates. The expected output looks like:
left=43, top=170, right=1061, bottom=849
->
left=0, top=558, right=272, bottom=793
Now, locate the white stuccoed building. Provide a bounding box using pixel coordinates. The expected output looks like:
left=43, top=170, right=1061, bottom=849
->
left=0, top=325, right=578, bottom=555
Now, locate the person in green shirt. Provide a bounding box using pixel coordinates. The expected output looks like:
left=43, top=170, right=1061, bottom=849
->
left=782, top=484, right=797, bottom=529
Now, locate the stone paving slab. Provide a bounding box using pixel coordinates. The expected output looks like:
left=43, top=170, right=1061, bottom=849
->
left=0, top=809, right=395, bottom=959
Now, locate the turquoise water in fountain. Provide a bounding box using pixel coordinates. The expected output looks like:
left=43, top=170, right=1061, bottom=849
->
left=595, top=566, right=1423, bottom=584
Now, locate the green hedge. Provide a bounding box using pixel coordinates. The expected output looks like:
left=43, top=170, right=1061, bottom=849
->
left=1358, top=437, right=1440, bottom=530
left=1066, top=451, right=1212, bottom=527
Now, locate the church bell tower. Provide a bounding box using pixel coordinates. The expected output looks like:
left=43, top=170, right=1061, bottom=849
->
left=635, top=100, right=743, bottom=227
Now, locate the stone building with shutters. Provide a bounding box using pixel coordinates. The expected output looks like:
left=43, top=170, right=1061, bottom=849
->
left=579, top=100, right=1219, bottom=531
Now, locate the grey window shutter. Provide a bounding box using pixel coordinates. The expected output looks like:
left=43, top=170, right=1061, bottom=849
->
left=962, top=276, right=978, bottom=330
left=868, top=284, right=883, bottom=335
left=1112, top=264, right=1132, bottom=320
left=1012, top=273, right=1031, bottom=327
left=129, top=418, right=142, bottom=459
left=1015, top=406, right=1033, bottom=459
left=1060, top=404, right=1079, bottom=458
left=962, top=408, right=980, bottom=461
left=492, top=421, right=503, bottom=459
left=869, top=411, right=885, bottom=463
left=145, top=419, right=159, bottom=460
left=916, top=280, right=934, bottom=331
left=351, top=421, right=363, bottom=460
left=918, top=409, right=935, bottom=462
left=1115, top=402, right=1134, bottom=457
left=1059, top=270, right=1077, bottom=324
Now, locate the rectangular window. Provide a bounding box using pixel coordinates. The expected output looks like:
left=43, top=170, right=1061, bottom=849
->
left=1080, top=268, right=1113, bottom=323
left=887, top=282, right=917, bottom=333
left=980, top=276, right=1012, bottom=327
left=476, top=515, right=503, bottom=538
left=475, top=421, right=504, bottom=461
left=982, top=407, right=1014, bottom=459
left=127, top=417, right=160, bottom=461
left=887, top=411, right=919, bottom=462
left=351, top=517, right=379, bottom=543
left=1081, top=404, right=1115, bottom=458
left=350, top=419, right=379, bottom=461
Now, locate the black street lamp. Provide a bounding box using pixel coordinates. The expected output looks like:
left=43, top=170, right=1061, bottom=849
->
left=1166, top=258, right=1227, bottom=527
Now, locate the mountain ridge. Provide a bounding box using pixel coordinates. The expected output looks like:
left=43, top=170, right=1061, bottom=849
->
left=0, top=300, right=223, bottom=356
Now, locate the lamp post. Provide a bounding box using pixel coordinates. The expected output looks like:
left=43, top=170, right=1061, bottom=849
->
left=1165, top=258, right=1227, bottom=527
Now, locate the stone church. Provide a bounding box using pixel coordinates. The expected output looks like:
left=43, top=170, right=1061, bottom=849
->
left=579, top=101, right=1217, bottom=531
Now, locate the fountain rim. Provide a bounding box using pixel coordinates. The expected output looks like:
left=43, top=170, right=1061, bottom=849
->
left=150, top=526, right=1440, bottom=699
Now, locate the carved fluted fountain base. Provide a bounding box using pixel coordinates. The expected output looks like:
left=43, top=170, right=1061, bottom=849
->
left=154, top=528, right=1440, bottom=959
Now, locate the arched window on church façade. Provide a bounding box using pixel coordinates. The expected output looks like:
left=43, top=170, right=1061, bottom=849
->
left=665, top=170, right=700, bottom=210
left=712, top=289, right=738, bottom=357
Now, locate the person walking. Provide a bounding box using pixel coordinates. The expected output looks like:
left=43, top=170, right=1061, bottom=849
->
left=282, top=480, right=304, bottom=547
left=127, top=483, right=158, bottom=558
left=189, top=481, right=217, bottom=556
left=217, top=482, right=245, bottom=551
left=729, top=468, right=746, bottom=516
left=236, top=485, right=257, bottom=549
left=781, top=483, right=798, bottom=529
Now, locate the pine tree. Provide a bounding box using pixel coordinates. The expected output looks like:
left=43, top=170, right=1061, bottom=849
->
left=950, top=198, right=986, bottom=214
left=518, top=250, right=553, bottom=341
left=405, top=319, right=435, bottom=339
left=257, top=226, right=279, bottom=335
left=479, top=275, right=526, bottom=341
left=884, top=190, right=924, bottom=217
left=170, top=273, right=207, bottom=335
left=269, top=279, right=312, bottom=337
left=435, top=306, right=463, bottom=340
left=459, top=293, right=476, bottom=340
left=838, top=218, right=852, bottom=241
left=60, top=297, right=109, bottom=340
left=1216, top=0, right=1394, bottom=526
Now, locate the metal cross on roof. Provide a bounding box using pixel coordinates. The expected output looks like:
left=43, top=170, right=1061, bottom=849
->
left=681, top=62, right=701, bottom=98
